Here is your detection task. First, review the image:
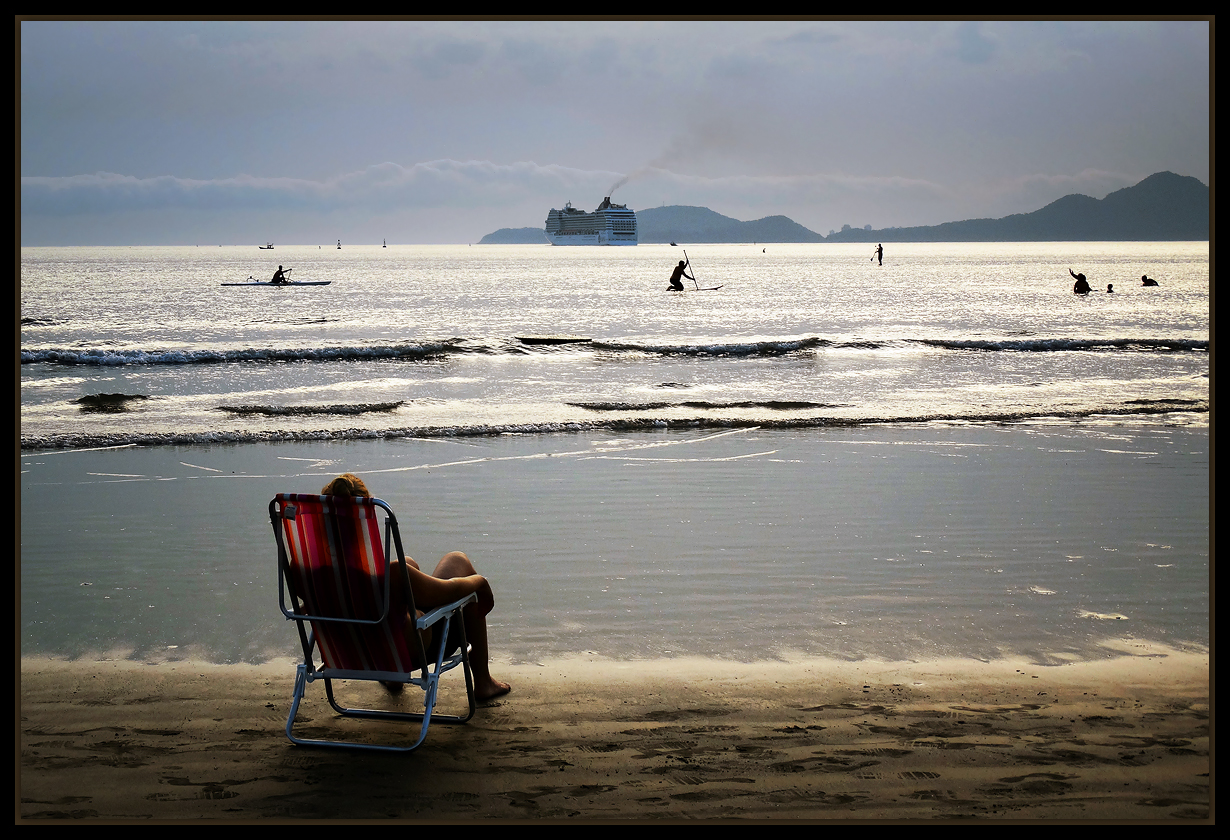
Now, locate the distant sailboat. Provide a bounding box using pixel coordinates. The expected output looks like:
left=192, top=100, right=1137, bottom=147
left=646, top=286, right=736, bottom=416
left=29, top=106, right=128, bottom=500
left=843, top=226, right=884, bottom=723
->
left=337, top=239, right=342, bottom=250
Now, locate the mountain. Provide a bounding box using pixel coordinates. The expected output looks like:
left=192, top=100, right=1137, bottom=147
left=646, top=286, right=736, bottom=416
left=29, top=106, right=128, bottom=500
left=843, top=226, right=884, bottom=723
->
left=635, top=206, right=826, bottom=243
left=477, top=172, right=1208, bottom=244
left=826, top=172, right=1209, bottom=242
left=477, top=227, right=548, bottom=244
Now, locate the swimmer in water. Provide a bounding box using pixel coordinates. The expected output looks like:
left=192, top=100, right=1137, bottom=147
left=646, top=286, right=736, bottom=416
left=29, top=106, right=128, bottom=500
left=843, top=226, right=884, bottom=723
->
left=1070, top=269, right=1091, bottom=295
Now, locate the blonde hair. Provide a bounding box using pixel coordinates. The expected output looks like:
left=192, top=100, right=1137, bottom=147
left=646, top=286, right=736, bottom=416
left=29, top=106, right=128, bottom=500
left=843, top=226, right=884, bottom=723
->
left=321, top=473, right=370, bottom=497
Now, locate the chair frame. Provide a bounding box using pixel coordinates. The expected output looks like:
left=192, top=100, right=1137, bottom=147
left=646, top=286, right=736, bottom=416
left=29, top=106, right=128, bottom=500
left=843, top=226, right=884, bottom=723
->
left=270, top=494, right=477, bottom=752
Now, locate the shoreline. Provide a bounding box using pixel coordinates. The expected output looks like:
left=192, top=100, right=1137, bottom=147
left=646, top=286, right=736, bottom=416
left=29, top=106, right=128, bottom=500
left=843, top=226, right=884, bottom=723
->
left=20, top=645, right=1210, bottom=821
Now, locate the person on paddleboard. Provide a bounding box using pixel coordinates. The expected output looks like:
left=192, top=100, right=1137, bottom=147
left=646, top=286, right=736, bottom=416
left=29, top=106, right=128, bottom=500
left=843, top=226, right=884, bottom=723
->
left=270, top=265, right=290, bottom=285
left=668, top=260, right=694, bottom=291
left=873, top=244, right=883, bottom=266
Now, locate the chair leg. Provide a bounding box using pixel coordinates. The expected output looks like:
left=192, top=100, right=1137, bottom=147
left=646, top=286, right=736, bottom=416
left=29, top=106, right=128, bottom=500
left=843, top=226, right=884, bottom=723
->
left=286, top=667, right=434, bottom=753
left=285, top=664, right=310, bottom=745
left=283, top=640, right=476, bottom=750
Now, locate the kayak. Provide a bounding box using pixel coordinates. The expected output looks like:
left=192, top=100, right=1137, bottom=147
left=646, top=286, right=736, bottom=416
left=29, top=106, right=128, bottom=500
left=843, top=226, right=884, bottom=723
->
left=221, top=280, right=331, bottom=286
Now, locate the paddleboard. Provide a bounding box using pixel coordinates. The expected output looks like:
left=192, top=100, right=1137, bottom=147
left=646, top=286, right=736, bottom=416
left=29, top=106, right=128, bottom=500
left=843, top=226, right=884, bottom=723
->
left=668, top=286, right=724, bottom=292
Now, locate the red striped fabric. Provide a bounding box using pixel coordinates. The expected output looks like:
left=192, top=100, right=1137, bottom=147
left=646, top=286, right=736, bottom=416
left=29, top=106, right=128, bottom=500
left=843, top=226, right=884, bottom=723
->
left=275, top=495, right=416, bottom=673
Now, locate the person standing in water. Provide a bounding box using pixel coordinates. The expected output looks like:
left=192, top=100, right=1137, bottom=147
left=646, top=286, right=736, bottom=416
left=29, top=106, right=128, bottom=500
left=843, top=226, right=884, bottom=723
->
left=668, top=260, right=694, bottom=291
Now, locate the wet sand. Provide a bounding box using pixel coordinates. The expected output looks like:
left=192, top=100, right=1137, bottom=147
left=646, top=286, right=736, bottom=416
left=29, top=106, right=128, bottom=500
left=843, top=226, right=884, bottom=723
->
left=19, top=642, right=1210, bottom=821
left=21, top=426, right=1211, bottom=665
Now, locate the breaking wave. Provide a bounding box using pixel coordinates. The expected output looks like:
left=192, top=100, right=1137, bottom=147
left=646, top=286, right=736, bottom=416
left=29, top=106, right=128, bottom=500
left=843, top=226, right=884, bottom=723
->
left=21, top=335, right=1209, bottom=367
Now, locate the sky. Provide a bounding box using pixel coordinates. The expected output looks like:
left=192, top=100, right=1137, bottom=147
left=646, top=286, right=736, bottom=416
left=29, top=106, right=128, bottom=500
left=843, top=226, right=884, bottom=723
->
left=19, top=20, right=1211, bottom=245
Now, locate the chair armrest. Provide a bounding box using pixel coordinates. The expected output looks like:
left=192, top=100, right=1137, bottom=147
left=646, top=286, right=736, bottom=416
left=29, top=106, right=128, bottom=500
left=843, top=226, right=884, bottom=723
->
left=414, top=593, right=478, bottom=630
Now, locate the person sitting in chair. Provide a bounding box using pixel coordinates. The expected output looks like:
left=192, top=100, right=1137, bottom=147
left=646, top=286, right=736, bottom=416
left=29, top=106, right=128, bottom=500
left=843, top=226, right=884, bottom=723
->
left=321, top=473, right=511, bottom=701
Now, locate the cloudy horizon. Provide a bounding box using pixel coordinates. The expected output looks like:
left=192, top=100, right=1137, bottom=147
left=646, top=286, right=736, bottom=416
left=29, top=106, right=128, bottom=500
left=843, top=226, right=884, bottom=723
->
left=20, top=20, right=1210, bottom=246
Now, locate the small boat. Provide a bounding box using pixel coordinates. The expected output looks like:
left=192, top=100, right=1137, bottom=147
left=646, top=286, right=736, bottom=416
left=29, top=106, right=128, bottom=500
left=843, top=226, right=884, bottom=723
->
left=259, top=242, right=274, bottom=249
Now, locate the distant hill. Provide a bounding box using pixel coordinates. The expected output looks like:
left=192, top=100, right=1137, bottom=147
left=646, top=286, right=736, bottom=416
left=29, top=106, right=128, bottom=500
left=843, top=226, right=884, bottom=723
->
left=478, top=227, right=548, bottom=244
left=636, top=206, right=826, bottom=243
left=477, top=172, right=1208, bottom=244
left=827, top=171, right=1209, bottom=242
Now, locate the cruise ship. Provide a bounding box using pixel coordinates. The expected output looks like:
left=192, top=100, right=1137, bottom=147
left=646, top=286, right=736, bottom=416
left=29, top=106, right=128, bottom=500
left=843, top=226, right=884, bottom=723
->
left=544, top=197, right=638, bottom=245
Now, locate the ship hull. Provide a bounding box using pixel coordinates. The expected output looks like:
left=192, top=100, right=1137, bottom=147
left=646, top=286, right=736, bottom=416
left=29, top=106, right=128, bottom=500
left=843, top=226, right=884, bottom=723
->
left=544, top=231, right=638, bottom=246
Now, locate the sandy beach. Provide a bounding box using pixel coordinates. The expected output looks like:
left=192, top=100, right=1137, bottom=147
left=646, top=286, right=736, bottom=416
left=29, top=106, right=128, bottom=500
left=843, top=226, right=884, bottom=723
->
left=19, top=642, right=1209, bottom=821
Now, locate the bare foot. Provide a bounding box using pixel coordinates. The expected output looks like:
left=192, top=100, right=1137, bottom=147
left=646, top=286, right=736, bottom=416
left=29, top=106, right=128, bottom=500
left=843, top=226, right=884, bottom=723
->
left=476, top=678, right=511, bottom=702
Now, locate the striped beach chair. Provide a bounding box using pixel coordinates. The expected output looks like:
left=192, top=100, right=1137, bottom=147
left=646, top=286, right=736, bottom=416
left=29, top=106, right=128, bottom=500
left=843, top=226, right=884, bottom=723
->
left=270, top=493, right=476, bottom=751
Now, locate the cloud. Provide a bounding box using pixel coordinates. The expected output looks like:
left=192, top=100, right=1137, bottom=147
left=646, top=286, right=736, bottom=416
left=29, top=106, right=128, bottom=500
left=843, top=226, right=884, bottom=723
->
left=952, top=22, right=997, bottom=65
left=24, top=158, right=1145, bottom=244
left=21, top=160, right=625, bottom=217
left=22, top=159, right=954, bottom=221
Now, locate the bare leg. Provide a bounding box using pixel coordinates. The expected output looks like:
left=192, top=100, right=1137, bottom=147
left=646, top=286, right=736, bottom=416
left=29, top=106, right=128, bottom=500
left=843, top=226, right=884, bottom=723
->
left=432, top=551, right=511, bottom=701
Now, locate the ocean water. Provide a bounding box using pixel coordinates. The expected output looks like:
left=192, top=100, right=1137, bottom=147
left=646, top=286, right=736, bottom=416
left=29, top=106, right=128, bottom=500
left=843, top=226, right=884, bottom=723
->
left=20, top=242, right=1208, bottom=447
left=19, top=242, right=1210, bottom=664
